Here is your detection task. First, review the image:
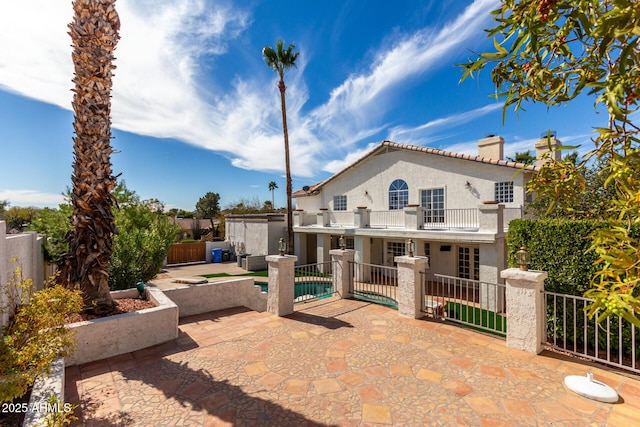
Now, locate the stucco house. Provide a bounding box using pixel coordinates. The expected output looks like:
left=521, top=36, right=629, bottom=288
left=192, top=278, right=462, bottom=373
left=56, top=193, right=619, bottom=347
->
left=291, top=135, right=559, bottom=285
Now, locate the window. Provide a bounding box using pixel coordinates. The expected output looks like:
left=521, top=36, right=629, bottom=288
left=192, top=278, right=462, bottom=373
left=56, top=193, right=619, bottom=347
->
left=495, top=181, right=514, bottom=203
left=386, top=241, right=405, bottom=266
left=333, top=195, right=347, bottom=211
left=421, top=188, right=445, bottom=223
left=389, top=179, right=409, bottom=210
left=458, top=246, right=479, bottom=280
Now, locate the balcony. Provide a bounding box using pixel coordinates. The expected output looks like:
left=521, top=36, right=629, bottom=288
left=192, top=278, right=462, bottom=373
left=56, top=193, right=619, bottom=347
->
left=294, top=206, right=523, bottom=233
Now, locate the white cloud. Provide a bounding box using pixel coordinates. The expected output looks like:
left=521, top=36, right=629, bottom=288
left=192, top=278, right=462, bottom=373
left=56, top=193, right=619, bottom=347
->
left=0, top=190, right=66, bottom=208
left=388, top=103, right=504, bottom=144
left=0, top=0, right=498, bottom=179
left=322, top=142, right=379, bottom=174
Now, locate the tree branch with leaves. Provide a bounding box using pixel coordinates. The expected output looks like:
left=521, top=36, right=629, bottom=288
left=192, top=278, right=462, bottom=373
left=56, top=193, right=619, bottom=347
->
left=460, top=0, right=640, bottom=325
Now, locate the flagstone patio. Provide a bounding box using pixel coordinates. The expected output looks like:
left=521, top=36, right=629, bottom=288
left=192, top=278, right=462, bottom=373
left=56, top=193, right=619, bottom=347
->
left=66, top=296, right=640, bottom=426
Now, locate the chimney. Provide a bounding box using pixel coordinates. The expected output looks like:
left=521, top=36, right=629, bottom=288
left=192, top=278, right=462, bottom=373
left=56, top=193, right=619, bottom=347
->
left=535, top=131, right=561, bottom=165
left=478, top=135, right=504, bottom=160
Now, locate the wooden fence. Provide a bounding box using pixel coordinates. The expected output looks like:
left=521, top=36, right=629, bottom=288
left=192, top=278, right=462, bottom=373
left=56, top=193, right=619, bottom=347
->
left=166, top=242, right=206, bottom=265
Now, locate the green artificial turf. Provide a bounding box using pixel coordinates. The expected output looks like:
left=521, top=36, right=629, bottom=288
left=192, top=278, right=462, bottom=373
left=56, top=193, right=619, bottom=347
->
left=446, top=302, right=507, bottom=336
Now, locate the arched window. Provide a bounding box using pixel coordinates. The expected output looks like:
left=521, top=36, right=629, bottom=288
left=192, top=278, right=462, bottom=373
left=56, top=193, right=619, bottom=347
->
left=389, top=179, right=408, bottom=210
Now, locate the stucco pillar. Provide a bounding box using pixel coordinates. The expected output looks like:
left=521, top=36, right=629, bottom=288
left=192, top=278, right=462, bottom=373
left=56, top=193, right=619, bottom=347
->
left=501, top=268, right=548, bottom=354
left=395, top=256, right=429, bottom=319
left=353, top=236, right=371, bottom=282
left=266, top=254, right=298, bottom=316
left=317, top=234, right=331, bottom=264
left=330, top=249, right=354, bottom=299
left=293, top=210, right=304, bottom=226
left=354, top=207, right=370, bottom=228
left=294, top=233, right=307, bottom=264
left=317, top=210, right=330, bottom=227
left=479, top=240, right=506, bottom=312
left=478, top=203, right=504, bottom=233
left=404, top=205, right=425, bottom=230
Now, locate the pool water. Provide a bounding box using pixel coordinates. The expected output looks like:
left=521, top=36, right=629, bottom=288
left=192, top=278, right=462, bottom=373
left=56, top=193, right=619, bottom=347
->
left=256, top=281, right=334, bottom=300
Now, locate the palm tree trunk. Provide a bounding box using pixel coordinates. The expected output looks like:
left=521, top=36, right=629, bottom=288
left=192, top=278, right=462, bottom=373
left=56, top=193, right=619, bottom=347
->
left=279, top=80, right=294, bottom=255
left=61, top=0, right=120, bottom=314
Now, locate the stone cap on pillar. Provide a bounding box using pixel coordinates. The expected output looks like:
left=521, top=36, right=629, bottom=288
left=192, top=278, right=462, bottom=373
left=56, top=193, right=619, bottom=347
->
left=394, top=256, right=429, bottom=268
left=501, top=268, right=547, bottom=287
left=266, top=254, right=298, bottom=263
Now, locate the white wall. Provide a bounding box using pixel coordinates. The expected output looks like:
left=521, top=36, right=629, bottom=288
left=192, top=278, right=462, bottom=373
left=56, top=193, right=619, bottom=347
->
left=296, top=148, right=528, bottom=212
left=225, top=215, right=286, bottom=256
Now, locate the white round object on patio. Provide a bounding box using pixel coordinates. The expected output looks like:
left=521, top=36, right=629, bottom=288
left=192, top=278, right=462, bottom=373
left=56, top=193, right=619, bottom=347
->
left=564, top=373, right=618, bottom=403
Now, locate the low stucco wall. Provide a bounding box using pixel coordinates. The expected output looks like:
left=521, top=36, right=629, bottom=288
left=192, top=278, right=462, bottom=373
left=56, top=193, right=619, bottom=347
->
left=162, top=278, right=267, bottom=317
left=66, top=287, right=179, bottom=366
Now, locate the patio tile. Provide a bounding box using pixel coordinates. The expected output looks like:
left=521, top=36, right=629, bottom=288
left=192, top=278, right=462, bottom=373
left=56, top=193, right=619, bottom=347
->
left=337, top=371, right=366, bottom=387
left=257, top=372, right=286, bottom=389
left=283, top=379, right=310, bottom=395
left=442, top=379, right=474, bottom=396
left=356, top=385, right=384, bottom=402
left=244, top=362, right=269, bottom=376
left=389, top=363, right=413, bottom=377
left=67, top=296, right=640, bottom=427
left=416, top=368, right=442, bottom=383
left=500, top=398, right=536, bottom=417
left=313, top=378, right=343, bottom=394
left=362, top=403, right=392, bottom=424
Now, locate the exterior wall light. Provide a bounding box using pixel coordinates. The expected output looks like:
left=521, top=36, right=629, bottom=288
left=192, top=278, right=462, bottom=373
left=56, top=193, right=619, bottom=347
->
left=278, top=238, right=286, bottom=256
left=338, top=235, right=346, bottom=250
left=406, top=238, right=415, bottom=257
left=516, top=246, right=530, bottom=271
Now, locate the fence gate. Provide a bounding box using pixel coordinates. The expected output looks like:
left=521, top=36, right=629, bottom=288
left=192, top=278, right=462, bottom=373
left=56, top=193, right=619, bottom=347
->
left=293, top=261, right=336, bottom=303
left=422, top=273, right=507, bottom=337
left=348, top=262, right=398, bottom=309
left=166, top=242, right=206, bottom=265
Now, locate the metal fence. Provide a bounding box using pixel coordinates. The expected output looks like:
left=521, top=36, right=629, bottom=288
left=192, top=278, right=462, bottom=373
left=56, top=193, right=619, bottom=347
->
left=348, top=262, right=398, bottom=308
left=293, top=261, right=336, bottom=303
left=422, top=209, right=478, bottom=230
left=545, top=291, right=640, bottom=374
left=422, top=273, right=507, bottom=337
left=370, top=210, right=404, bottom=228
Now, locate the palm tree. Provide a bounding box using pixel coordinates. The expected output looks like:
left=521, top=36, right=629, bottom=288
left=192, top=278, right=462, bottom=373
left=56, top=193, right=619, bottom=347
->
left=268, top=181, right=278, bottom=209
left=263, top=40, right=299, bottom=255
left=60, top=0, right=120, bottom=314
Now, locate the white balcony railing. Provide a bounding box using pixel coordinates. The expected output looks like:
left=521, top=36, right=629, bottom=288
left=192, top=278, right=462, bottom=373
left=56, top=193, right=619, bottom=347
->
left=370, top=210, right=404, bottom=228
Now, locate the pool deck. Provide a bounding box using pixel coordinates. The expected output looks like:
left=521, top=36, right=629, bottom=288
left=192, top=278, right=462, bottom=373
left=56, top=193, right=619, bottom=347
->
left=66, top=270, right=640, bottom=426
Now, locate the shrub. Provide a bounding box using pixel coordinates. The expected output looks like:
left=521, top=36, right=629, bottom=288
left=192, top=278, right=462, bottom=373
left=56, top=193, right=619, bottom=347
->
left=1, top=267, right=83, bottom=403
left=108, top=204, right=179, bottom=290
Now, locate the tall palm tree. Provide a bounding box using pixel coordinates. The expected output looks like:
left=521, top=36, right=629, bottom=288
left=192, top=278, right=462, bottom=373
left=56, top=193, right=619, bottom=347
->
left=263, top=40, right=299, bottom=255
left=268, top=181, right=278, bottom=209
left=61, top=0, right=120, bottom=314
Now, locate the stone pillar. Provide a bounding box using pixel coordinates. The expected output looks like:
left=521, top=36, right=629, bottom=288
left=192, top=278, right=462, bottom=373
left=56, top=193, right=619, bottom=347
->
left=501, top=268, right=548, bottom=354
left=330, top=249, right=354, bottom=299
left=478, top=203, right=504, bottom=233
left=404, top=205, right=425, bottom=230
left=266, top=254, right=298, bottom=316
left=395, top=256, right=429, bottom=319
left=354, top=207, right=370, bottom=228
left=317, top=209, right=330, bottom=227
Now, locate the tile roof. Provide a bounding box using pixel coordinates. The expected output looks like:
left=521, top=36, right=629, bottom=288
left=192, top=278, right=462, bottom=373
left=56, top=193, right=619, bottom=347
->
left=293, top=140, right=538, bottom=197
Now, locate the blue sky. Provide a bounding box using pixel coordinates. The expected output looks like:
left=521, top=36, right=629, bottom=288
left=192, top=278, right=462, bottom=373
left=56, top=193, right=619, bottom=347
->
left=0, top=0, right=606, bottom=211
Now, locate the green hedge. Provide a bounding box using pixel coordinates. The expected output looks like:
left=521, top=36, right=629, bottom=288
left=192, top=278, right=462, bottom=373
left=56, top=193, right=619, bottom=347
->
left=508, top=218, right=639, bottom=360
left=507, top=218, right=606, bottom=295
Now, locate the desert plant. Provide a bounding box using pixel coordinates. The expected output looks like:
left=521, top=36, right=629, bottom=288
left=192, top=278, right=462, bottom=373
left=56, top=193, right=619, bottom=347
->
left=1, top=267, right=83, bottom=404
